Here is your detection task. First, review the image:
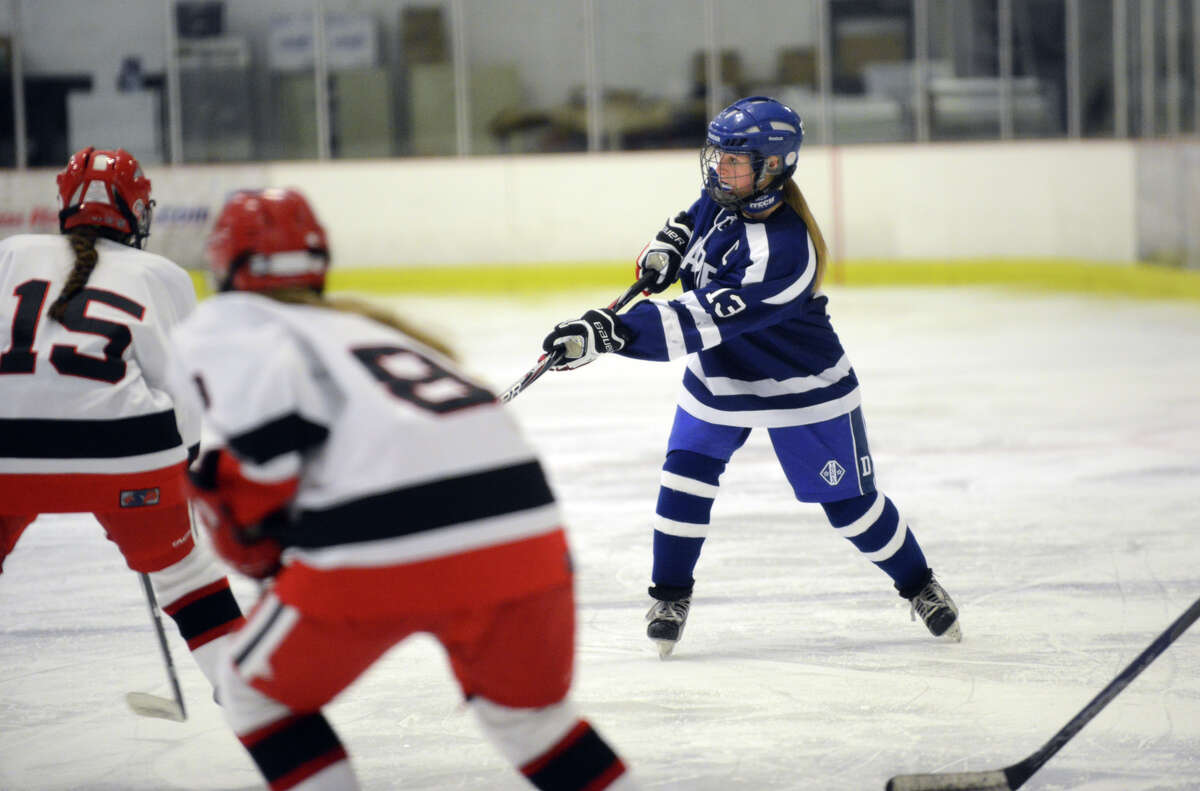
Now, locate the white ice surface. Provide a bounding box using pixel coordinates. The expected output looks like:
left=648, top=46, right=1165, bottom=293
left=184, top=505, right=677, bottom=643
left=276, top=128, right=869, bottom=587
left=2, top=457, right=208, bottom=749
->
left=2, top=286, right=1198, bottom=791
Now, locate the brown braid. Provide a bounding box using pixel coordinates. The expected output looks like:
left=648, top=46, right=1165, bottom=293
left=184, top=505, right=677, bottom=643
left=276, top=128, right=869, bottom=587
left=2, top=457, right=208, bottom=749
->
left=265, top=288, right=459, bottom=361
left=49, top=229, right=102, bottom=322
left=782, top=179, right=829, bottom=292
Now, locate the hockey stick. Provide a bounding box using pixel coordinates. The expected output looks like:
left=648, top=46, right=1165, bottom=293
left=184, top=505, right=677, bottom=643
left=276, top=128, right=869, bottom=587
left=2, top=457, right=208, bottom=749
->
left=886, top=594, right=1200, bottom=791
left=125, top=572, right=188, bottom=722
left=498, top=269, right=658, bottom=403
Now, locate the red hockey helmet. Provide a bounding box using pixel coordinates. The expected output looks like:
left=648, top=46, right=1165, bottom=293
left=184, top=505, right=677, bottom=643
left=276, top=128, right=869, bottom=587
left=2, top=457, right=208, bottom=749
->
left=206, top=188, right=330, bottom=293
left=57, top=147, right=153, bottom=247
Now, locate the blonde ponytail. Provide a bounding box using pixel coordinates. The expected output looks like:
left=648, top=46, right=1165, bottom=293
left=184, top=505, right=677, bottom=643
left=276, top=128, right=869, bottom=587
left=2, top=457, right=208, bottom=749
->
left=782, top=179, right=829, bottom=292
left=266, top=289, right=458, bottom=361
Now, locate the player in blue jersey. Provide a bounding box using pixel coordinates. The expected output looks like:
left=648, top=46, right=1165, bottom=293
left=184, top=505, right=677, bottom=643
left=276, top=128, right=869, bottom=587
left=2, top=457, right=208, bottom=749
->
left=541, top=96, right=960, bottom=657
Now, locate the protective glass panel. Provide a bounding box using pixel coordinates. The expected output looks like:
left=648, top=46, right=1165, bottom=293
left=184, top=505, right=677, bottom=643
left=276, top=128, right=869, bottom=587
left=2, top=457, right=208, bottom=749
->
left=0, top=1, right=14, bottom=167
left=393, top=0, right=454, bottom=156
left=19, top=0, right=166, bottom=167
left=1182, top=0, right=1198, bottom=134
left=594, top=0, right=706, bottom=151
left=317, top=0, right=400, bottom=159
left=826, top=0, right=915, bottom=143
left=1156, top=0, right=1196, bottom=136
left=927, top=0, right=1000, bottom=140
left=709, top=0, right=828, bottom=142
left=1010, top=0, right=1065, bottom=138
left=176, top=0, right=319, bottom=162
left=462, top=0, right=587, bottom=155
left=1080, top=0, right=1117, bottom=137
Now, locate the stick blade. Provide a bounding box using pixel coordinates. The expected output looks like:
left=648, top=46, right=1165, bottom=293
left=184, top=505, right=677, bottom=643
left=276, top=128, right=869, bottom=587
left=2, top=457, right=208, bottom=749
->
left=125, top=692, right=187, bottom=722
left=886, top=770, right=1011, bottom=791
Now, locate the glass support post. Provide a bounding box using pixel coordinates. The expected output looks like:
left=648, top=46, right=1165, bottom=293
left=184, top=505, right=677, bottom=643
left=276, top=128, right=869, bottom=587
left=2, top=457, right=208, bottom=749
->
left=817, top=0, right=833, bottom=145
left=1141, top=0, right=1155, bottom=137
left=583, top=0, right=601, bottom=152
left=1166, top=0, right=1181, bottom=136
left=999, top=0, right=1014, bottom=139
left=314, top=0, right=331, bottom=160
left=11, top=0, right=27, bottom=169
left=450, top=0, right=470, bottom=156
left=164, top=0, right=183, bottom=163
left=1066, top=0, right=1081, bottom=138
left=914, top=0, right=930, bottom=142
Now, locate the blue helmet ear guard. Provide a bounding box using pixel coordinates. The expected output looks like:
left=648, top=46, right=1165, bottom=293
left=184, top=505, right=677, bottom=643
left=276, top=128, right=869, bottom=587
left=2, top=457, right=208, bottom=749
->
left=700, top=95, right=805, bottom=212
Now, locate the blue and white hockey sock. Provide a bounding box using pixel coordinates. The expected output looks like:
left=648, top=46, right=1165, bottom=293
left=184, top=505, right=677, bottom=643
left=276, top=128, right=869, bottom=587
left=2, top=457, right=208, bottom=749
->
left=650, top=450, right=727, bottom=594
left=821, top=491, right=929, bottom=592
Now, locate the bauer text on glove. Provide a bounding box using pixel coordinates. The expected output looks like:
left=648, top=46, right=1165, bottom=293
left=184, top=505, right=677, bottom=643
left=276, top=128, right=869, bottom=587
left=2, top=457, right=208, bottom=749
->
left=635, top=210, right=694, bottom=294
left=541, top=308, right=630, bottom=370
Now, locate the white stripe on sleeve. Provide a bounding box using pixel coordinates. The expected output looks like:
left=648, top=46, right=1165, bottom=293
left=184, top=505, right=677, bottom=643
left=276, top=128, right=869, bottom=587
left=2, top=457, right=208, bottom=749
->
left=763, top=232, right=817, bottom=305
left=652, top=299, right=688, bottom=360
left=678, top=291, right=722, bottom=350
left=743, top=224, right=770, bottom=285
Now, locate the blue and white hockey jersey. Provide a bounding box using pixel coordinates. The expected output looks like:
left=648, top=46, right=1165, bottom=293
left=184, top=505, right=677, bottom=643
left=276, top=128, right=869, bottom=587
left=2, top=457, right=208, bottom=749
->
left=617, top=191, right=861, bottom=428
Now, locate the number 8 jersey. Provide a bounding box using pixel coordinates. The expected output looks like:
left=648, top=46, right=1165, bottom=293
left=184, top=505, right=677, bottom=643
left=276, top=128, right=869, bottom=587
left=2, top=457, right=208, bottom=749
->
left=0, top=234, right=201, bottom=481
left=169, top=292, right=569, bottom=617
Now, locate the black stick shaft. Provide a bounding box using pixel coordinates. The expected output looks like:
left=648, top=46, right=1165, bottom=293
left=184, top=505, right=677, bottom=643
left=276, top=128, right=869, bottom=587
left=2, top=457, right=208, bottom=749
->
left=499, top=270, right=657, bottom=403
left=886, top=594, right=1200, bottom=791
left=139, top=572, right=187, bottom=720
left=1005, top=594, right=1200, bottom=787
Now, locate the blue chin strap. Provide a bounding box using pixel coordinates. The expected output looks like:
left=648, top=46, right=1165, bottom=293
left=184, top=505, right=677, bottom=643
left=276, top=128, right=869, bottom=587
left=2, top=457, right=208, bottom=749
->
left=743, top=188, right=784, bottom=214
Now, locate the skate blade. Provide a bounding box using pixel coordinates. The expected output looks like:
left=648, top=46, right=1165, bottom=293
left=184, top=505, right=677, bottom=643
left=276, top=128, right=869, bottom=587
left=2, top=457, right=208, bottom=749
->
left=125, top=692, right=186, bottom=721
left=940, top=621, right=963, bottom=643
left=653, top=639, right=677, bottom=659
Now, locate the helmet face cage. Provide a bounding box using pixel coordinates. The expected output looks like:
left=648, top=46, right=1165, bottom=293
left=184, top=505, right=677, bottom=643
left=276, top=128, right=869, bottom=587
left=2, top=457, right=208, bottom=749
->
left=56, top=147, right=154, bottom=247
left=206, top=188, right=329, bottom=294
left=700, top=96, right=804, bottom=212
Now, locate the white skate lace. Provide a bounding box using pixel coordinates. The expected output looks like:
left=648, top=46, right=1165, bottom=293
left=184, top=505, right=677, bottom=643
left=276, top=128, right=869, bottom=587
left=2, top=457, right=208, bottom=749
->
left=649, top=599, right=689, bottom=623
left=909, top=583, right=953, bottom=623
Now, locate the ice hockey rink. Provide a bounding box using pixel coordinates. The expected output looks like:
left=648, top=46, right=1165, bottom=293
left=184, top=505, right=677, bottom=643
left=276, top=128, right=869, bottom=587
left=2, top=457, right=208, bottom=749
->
left=2, top=284, right=1198, bottom=791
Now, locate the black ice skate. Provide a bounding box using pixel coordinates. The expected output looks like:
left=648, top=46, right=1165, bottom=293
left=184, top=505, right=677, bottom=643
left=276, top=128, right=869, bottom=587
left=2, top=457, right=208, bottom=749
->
left=906, top=575, right=961, bottom=642
left=645, top=596, right=691, bottom=659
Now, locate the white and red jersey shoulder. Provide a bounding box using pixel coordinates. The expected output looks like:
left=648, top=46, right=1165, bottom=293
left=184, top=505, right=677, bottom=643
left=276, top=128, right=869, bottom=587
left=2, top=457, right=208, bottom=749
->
left=174, top=291, right=570, bottom=616
left=0, top=234, right=201, bottom=475
left=170, top=291, right=560, bottom=552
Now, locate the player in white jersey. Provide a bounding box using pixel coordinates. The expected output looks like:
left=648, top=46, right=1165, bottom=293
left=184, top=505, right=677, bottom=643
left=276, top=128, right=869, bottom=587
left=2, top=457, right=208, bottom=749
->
left=172, top=188, right=637, bottom=791
left=542, top=97, right=960, bottom=657
left=0, top=147, right=245, bottom=694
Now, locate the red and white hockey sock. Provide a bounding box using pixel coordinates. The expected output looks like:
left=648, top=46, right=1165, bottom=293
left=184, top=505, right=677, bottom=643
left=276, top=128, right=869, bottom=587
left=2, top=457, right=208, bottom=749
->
left=472, top=698, right=632, bottom=790
left=239, top=712, right=353, bottom=791
left=520, top=720, right=629, bottom=790
left=149, top=548, right=245, bottom=686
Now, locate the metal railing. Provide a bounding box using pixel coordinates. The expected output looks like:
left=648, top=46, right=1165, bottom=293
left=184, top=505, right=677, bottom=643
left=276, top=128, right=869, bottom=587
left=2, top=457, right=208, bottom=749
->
left=1, top=0, right=1197, bottom=168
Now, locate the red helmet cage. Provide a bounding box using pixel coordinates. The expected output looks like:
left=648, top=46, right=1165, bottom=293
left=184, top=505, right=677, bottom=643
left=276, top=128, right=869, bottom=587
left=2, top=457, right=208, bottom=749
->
left=57, top=147, right=153, bottom=246
left=206, top=188, right=330, bottom=293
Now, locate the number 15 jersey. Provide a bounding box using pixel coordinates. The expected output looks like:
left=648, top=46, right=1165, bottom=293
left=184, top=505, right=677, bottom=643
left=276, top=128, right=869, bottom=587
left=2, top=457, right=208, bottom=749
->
left=0, top=234, right=200, bottom=478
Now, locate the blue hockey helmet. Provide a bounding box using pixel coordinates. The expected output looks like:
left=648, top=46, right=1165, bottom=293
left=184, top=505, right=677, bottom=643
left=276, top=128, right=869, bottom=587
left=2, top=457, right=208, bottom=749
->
left=701, top=96, right=804, bottom=212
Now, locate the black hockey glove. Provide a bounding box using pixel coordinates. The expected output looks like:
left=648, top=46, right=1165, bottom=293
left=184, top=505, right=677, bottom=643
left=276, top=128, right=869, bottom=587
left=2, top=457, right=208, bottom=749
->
left=635, top=211, right=694, bottom=294
left=542, top=308, right=630, bottom=370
